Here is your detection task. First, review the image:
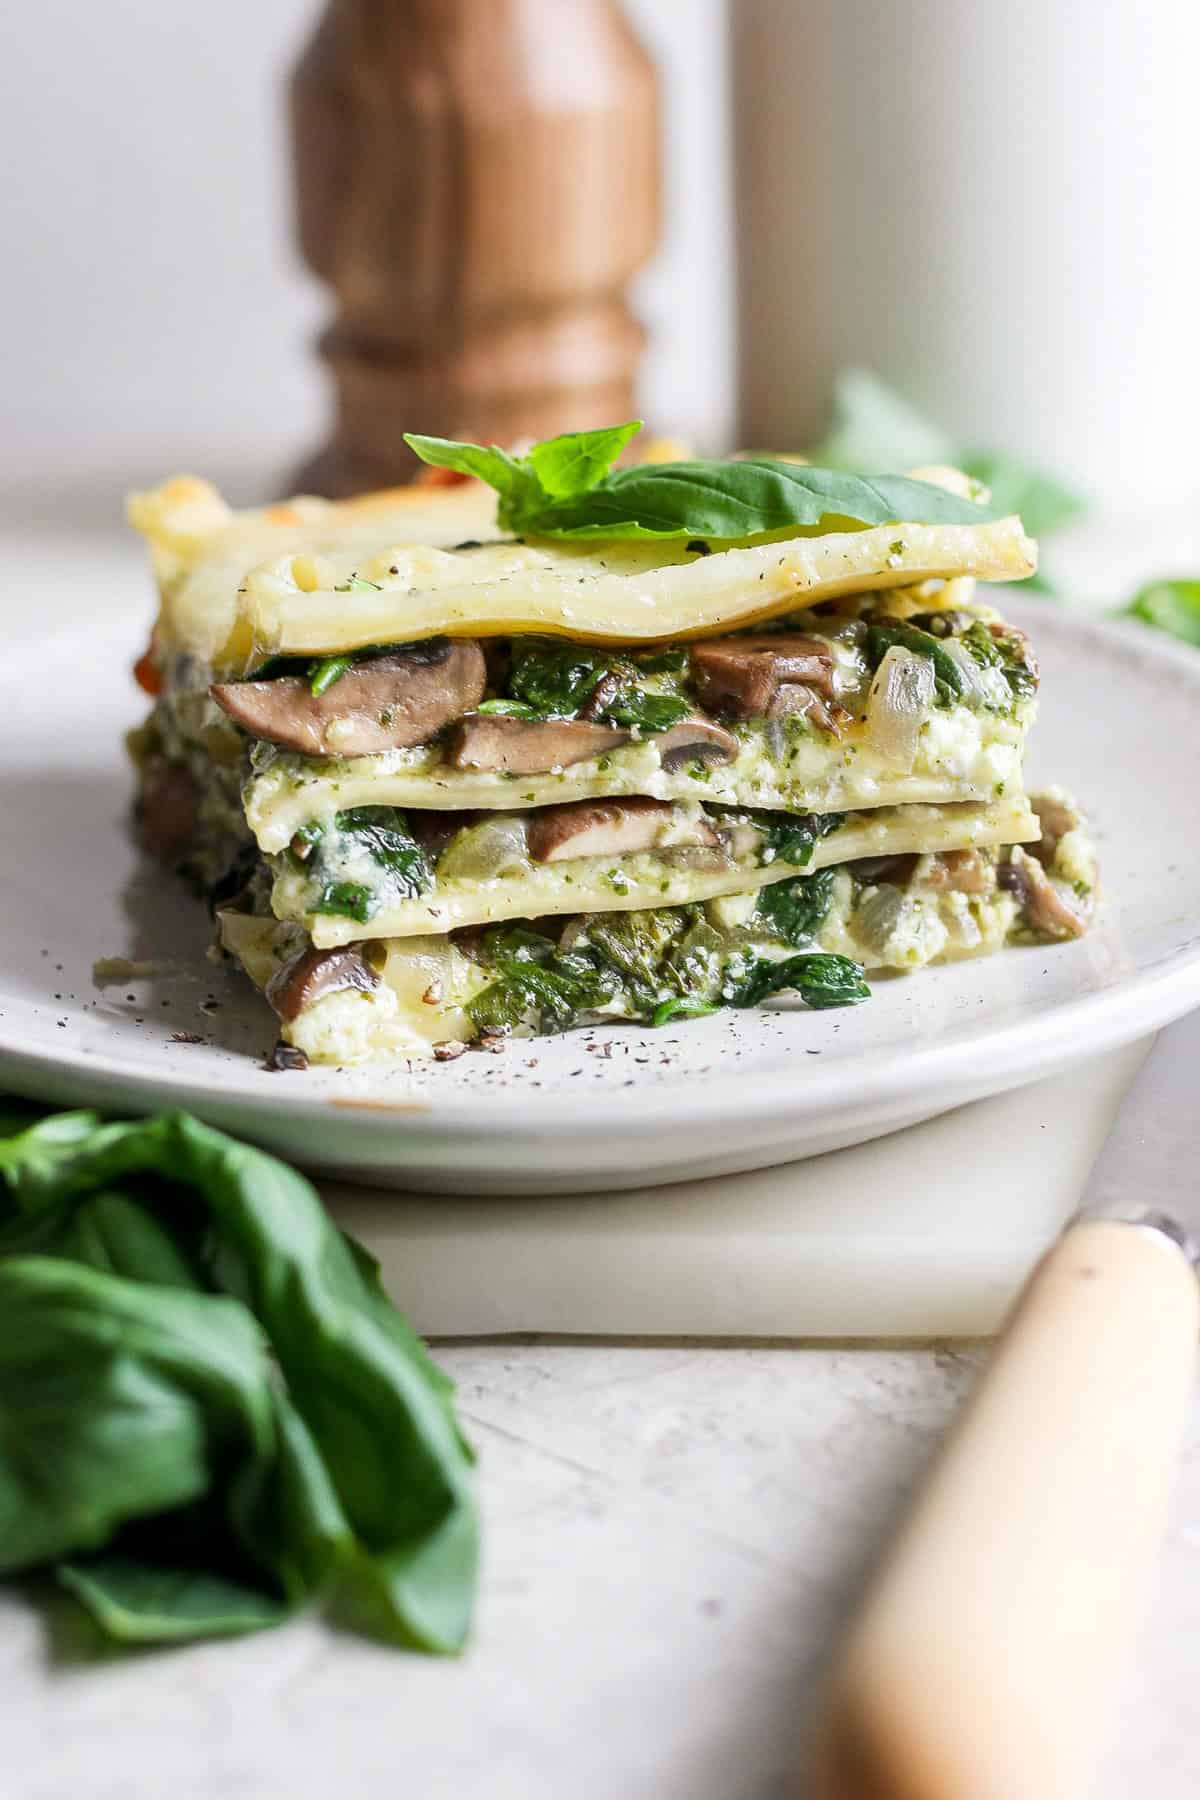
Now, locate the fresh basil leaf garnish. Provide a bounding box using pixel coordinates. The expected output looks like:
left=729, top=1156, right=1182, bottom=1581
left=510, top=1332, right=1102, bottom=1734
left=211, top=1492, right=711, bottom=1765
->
left=405, top=424, right=1000, bottom=541
left=527, top=422, right=642, bottom=498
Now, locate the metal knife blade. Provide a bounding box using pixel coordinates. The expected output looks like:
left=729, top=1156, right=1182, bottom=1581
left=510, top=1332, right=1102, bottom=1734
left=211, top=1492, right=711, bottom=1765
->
left=1078, top=1009, right=1200, bottom=1261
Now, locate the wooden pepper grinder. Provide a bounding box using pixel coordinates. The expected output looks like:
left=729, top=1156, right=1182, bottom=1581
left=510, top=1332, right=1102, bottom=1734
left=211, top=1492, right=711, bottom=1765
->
left=289, top=0, right=659, bottom=496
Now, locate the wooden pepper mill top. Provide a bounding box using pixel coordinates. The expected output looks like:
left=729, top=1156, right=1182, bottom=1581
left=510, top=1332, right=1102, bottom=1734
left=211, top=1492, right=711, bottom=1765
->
left=290, top=0, right=659, bottom=496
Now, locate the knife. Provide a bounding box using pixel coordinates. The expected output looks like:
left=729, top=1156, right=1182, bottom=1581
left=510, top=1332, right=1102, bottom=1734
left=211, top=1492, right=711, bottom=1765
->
left=810, top=1016, right=1200, bottom=1800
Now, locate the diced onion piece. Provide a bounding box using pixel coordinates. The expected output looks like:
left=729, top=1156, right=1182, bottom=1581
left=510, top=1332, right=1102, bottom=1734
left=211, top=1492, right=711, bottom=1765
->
left=865, top=645, right=935, bottom=770
left=935, top=640, right=1007, bottom=709
left=436, top=816, right=530, bottom=882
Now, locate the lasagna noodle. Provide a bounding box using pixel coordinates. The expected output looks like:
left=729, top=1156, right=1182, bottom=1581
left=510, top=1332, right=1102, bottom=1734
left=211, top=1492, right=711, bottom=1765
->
left=130, top=479, right=1035, bottom=667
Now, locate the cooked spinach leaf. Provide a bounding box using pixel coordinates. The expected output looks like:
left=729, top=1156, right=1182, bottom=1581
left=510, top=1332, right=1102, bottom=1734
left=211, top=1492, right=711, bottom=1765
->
left=503, top=638, right=689, bottom=734
left=755, top=868, right=838, bottom=946
left=722, top=952, right=870, bottom=1010
left=463, top=888, right=869, bottom=1037
left=314, top=880, right=374, bottom=923
left=0, top=1109, right=478, bottom=1652
left=594, top=687, right=691, bottom=732
left=507, top=639, right=615, bottom=715
left=712, top=808, right=845, bottom=869
left=300, top=807, right=434, bottom=923
left=865, top=621, right=966, bottom=707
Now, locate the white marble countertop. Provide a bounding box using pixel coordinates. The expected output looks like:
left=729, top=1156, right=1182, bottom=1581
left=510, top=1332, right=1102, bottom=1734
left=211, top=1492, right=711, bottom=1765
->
left=5, top=1339, right=1199, bottom=1798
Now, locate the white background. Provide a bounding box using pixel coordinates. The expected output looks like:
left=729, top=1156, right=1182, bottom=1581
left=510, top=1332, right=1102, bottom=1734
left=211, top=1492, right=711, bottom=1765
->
left=0, top=0, right=733, bottom=507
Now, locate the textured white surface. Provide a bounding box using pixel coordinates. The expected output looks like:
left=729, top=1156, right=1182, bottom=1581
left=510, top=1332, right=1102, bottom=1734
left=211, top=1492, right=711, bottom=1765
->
left=4, top=1340, right=1198, bottom=1799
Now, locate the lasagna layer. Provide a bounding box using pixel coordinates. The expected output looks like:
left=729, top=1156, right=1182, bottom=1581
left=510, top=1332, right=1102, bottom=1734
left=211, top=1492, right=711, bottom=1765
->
left=129, top=476, right=1035, bottom=671
left=267, top=796, right=1040, bottom=947
left=218, top=792, right=1094, bottom=1065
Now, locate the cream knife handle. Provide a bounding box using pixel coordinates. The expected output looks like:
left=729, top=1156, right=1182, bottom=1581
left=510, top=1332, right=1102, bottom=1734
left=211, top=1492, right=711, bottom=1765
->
left=810, top=1218, right=1199, bottom=1800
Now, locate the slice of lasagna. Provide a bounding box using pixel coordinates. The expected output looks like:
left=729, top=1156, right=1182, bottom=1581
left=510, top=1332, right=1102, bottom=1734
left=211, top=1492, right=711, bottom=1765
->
left=127, top=431, right=1094, bottom=1065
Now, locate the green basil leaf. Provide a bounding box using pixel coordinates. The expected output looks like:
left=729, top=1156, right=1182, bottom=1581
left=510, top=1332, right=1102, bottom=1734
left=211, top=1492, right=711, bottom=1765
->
left=527, top=421, right=642, bottom=498
left=0, top=1255, right=347, bottom=1630
left=811, top=369, right=1087, bottom=547
left=812, top=366, right=956, bottom=473
left=408, top=424, right=998, bottom=540
left=523, top=461, right=999, bottom=540
left=958, top=450, right=1087, bottom=539
left=58, top=1558, right=285, bottom=1642
left=1122, top=578, right=1200, bottom=649
left=0, top=1111, right=479, bottom=1654
left=402, top=434, right=529, bottom=500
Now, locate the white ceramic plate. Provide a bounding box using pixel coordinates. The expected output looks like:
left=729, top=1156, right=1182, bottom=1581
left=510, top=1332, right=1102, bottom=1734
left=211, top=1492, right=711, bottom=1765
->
left=3, top=546, right=1199, bottom=1193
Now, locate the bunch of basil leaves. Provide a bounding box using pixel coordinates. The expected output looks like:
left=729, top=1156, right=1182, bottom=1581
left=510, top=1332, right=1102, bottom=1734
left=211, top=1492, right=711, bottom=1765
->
left=809, top=368, right=1088, bottom=596
left=0, top=1102, right=476, bottom=1653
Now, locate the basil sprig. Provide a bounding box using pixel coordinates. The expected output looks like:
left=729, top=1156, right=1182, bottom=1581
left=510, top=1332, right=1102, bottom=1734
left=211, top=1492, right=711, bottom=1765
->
left=0, top=1105, right=477, bottom=1652
left=405, top=423, right=1000, bottom=542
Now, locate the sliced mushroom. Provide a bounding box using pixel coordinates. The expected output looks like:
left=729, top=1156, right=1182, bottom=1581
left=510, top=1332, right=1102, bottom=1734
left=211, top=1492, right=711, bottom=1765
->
left=689, top=634, right=836, bottom=719
left=768, top=684, right=852, bottom=736
left=265, top=944, right=382, bottom=1022
left=446, top=713, right=632, bottom=774
left=991, top=619, right=1040, bottom=685
left=999, top=848, right=1091, bottom=941
left=139, top=759, right=200, bottom=865
left=526, top=797, right=716, bottom=864
left=923, top=848, right=994, bottom=896
left=1030, top=790, right=1078, bottom=858
left=654, top=716, right=740, bottom=771
left=211, top=640, right=486, bottom=757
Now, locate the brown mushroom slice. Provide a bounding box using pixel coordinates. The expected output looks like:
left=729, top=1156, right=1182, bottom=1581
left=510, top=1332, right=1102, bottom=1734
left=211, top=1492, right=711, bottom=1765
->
left=768, top=684, right=852, bottom=736
left=211, top=640, right=487, bottom=756
left=446, top=713, right=632, bottom=774
left=689, top=634, right=836, bottom=718
left=999, top=848, right=1091, bottom=941
left=265, top=944, right=382, bottom=1022
left=654, top=717, right=739, bottom=771
left=1029, top=790, right=1078, bottom=857
left=526, top=797, right=716, bottom=864
left=923, top=848, right=994, bottom=896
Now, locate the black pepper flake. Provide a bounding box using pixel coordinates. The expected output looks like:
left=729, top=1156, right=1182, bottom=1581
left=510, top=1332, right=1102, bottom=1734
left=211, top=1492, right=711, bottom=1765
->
left=265, top=1040, right=309, bottom=1072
